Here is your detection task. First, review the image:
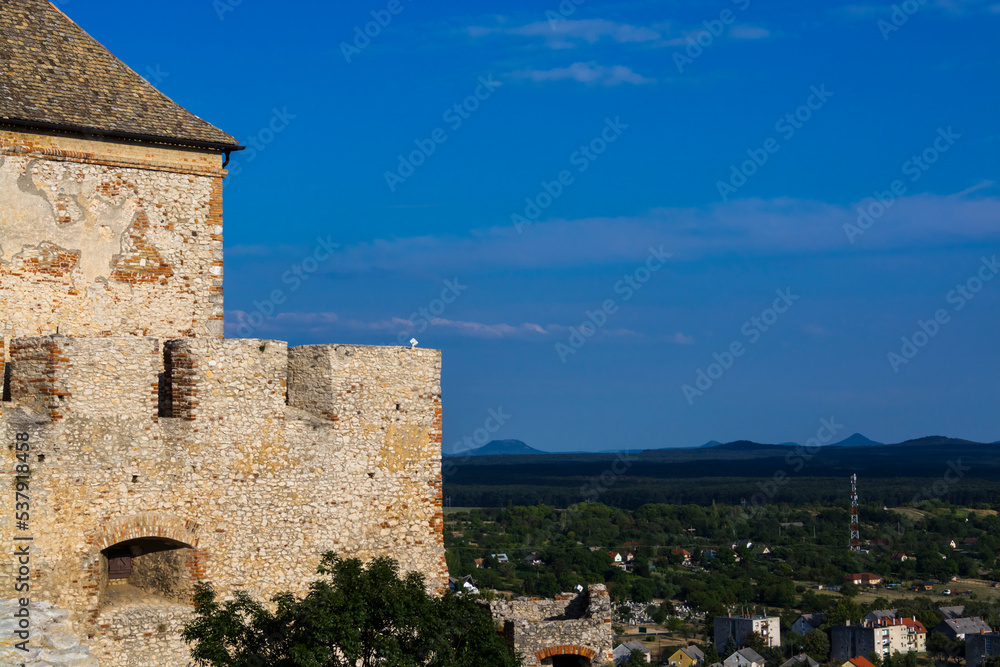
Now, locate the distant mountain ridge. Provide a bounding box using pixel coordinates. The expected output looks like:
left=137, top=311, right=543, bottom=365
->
left=445, top=439, right=548, bottom=457
left=829, top=433, right=884, bottom=447
left=447, top=434, right=985, bottom=456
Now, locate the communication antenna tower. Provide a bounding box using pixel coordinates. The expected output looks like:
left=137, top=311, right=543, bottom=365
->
left=850, top=474, right=861, bottom=551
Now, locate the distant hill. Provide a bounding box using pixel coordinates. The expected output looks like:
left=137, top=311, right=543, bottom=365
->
left=443, top=437, right=1000, bottom=509
left=698, top=440, right=722, bottom=448
left=889, top=435, right=983, bottom=447
left=829, top=433, right=883, bottom=447
left=446, top=439, right=548, bottom=457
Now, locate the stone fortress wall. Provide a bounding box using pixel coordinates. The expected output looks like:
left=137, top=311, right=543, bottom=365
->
left=0, top=129, right=226, bottom=365
left=0, top=80, right=450, bottom=666
left=489, top=584, right=615, bottom=666
left=0, top=336, right=447, bottom=666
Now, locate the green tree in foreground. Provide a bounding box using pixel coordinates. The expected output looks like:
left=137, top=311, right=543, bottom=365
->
left=626, top=649, right=647, bottom=666
left=802, top=629, right=830, bottom=662
left=183, top=553, right=522, bottom=667
left=742, top=631, right=766, bottom=655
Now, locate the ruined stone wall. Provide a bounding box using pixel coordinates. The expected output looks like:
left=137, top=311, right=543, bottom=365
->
left=0, top=337, right=447, bottom=666
left=490, top=585, right=614, bottom=666
left=0, top=130, right=226, bottom=366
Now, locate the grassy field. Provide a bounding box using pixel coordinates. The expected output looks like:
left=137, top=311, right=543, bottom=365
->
left=888, top=507, right=930, bottom=521
left=443, top=506, right=484, bottom=515
left=616, top=625, right=695, bottom=661
left=803, top=580, right=1000, bottom=604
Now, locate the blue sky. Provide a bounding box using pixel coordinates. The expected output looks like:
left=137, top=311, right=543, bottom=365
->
left=70, top=0, right=999, bottom=452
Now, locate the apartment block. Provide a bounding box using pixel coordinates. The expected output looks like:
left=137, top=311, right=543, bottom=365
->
left=715, top=615, right=782, bottom=652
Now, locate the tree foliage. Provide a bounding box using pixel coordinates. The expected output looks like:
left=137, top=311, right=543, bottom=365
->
left=626, top=649, right=647, bottom=666
left=183, top=553, right=522, bottom=667
left=802, top=629, right=830, bottom=662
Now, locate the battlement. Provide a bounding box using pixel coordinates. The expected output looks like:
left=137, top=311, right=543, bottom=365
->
left=163, top=338, right=287, bottom=421
left=289, top=343, right=441, bottom=419
left=0, top=336, right=448, bottom=666
left=3, top=337, right=440, bottom=430
left=6, top=336, right=160, bottom=421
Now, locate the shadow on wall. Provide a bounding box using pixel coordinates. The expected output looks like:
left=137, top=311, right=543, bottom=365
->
left=100, top=536, right=195, bottom=606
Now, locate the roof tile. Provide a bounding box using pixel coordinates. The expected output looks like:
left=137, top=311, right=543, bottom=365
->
left=0, top=0, right=237, bottom=147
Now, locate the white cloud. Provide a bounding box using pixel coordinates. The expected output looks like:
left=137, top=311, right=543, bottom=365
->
left=667, top=332, right=696, bottom=345
left=512, top=62, right=653, bottom=86
left=470, top=19, right=661, bottom=49
left=836, top=0, right=998, bottom=18
left=225, top=309, right=645, bottom=342
left=728, top=24, right=771, bottom=39
left=227, top=192, right=1000, bottom=282
left=288, top=192, right=1000, bottom=276
left=801, top=324, right=833, bottom=337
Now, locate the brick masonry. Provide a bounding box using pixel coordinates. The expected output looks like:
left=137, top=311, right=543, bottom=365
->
left=0, top=130, right=226, bottom=365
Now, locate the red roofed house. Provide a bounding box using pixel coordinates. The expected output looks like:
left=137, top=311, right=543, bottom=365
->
left=843, top=657, right=878, bottom=667
left=845, top=573, right=883, bottom=586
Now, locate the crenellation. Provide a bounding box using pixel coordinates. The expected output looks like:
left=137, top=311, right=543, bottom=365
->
left=163, top=338, right=287, bottom=423
left=8, top=336, right=160, bottom=422
left=0, top=337, right=447, bottom=665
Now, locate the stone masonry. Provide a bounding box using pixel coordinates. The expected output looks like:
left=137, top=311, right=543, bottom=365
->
left=0, top=130, right=226, bottom=364
left=0, top=3, right=448, bottom=664
left=489, top=584, right=615, bottom=666
left=0, top=337, right=447, bottom=666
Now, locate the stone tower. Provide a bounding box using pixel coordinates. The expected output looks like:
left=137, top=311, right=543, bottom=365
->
left=0, top=2, right=447, bottom=665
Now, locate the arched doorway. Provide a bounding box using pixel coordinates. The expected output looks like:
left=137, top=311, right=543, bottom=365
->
left=536, top=646, right=597, bottom=666
left=90, top=513, right=205, bottom=610
left=550, top=656, right=592, bottom=667
left=101, top=536, right=195, bottom=604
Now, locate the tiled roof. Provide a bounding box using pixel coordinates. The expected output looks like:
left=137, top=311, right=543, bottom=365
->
left=683, top=646, right=706, bottom=661
left=865, top=609, right=898, bottom=621
left=798, top=613, right=826, bottom=628
left=939, top=606, right=965, bottom=620
left=0, top=0, right=238, bottom=147
left=849, top=657, right=877, bottom=667
left=941, top=617, right=991, bottom=635
left=780, top=654, right=819, bottom=667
